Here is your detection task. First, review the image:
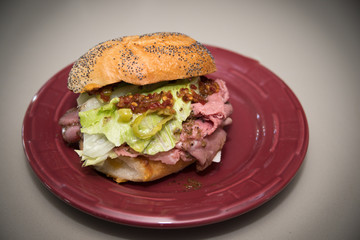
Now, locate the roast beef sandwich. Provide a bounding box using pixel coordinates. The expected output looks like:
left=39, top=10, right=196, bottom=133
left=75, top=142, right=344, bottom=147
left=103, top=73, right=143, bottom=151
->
left=59, top=32, right=233, bottom=183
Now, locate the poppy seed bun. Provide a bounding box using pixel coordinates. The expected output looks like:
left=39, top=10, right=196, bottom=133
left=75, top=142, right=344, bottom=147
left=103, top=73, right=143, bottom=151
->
left=68, top=32, right=216, bottom=93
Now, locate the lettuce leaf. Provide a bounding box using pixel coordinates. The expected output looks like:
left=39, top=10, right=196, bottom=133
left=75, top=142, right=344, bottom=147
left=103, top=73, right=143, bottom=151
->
left=75, top=133, right=117, bottom=166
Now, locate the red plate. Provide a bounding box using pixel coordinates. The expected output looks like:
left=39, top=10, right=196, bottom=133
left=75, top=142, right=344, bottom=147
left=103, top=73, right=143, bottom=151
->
left=22, top=45, right=309, bottom=228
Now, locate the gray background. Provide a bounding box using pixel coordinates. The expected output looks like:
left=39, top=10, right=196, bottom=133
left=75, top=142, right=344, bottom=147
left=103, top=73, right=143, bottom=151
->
left=1, top=0, right=359, bottom=239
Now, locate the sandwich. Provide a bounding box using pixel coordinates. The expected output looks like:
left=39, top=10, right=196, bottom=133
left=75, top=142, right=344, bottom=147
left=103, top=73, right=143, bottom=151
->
left=59, top=32, right=233, bottom=183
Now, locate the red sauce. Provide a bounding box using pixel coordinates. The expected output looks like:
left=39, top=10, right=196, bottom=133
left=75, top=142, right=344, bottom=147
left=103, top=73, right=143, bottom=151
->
left=116, top=91, right=175, bottom=114
left=199, top=77, right=220, bottom=96
left=93, top=77, right=220, bottom=113
left=177, top=78, right=219, bottom=105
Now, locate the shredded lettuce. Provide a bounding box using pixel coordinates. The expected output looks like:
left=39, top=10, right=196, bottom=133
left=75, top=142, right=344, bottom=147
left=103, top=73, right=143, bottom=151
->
left=79, top=96, right=103, bottom=112
left=77, top=78, right=197, bottom=164
left=75, top=133, right=117, bottom=166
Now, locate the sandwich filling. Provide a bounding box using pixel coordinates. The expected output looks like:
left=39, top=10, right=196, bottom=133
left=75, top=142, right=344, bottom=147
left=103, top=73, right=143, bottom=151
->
left=59, top=76, right=232, bottom=171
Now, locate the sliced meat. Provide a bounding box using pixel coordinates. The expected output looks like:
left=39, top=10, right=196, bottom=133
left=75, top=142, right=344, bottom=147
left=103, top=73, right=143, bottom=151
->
left=114, top=145, right=193, bottom=165
left=180, top=119, right=213, bottom=141
left=180, top=105, right=232, bottom=142
left=214, top=78, right=230, bottom=102
left=59, top=108, right=81, bottom=144
left=148, top=148, right=193, bottom=165
left=191, top=79, right=233, bottom=138
left=179, top=128, right=227, bottom=171
left=191, top=79, right=230, bottom=116
left=192, top=94, right=233, bottom=119
left=58, top=108, right=80, bottom=126
left=184, top=79, right=233, bottom=141
left=62, top=125, right=81, bottom=143
left=114, top=145, right=140, bottom=158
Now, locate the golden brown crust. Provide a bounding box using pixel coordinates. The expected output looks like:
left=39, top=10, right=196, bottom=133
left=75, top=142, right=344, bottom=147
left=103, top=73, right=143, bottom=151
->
left=68, top=32, right=216, bottom=93
left=93, top=156, right=195, bottom=183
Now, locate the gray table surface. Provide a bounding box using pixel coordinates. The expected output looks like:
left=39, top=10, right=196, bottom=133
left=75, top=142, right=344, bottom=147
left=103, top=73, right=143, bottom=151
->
left=1, top=0, right=359, bottom=239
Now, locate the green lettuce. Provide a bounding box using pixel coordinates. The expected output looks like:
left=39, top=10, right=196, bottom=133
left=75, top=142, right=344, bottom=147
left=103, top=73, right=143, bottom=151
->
left=75, top=133, right=117, bottom=166
left=78, top=79, right=196, bottom=158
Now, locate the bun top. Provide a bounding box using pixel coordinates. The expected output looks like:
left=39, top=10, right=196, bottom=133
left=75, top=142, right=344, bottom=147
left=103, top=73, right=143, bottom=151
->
left=68, top=32, right=216, bottom=93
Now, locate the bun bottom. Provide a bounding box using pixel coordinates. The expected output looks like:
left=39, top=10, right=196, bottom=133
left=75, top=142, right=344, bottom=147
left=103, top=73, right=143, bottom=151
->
left=93, top=156, right=195, bottom=183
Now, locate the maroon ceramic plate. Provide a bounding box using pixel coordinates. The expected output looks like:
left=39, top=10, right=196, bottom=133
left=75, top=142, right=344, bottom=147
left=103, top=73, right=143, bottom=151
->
left=22, top=45, right=308, bottom=228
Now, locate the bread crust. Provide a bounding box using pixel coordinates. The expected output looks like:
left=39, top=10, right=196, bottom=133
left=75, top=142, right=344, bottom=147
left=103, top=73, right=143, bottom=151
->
left=68, top=32, right=216, bottom=93
left=78, top=139, right=194, bottom=183
left=93, top=156, right=195, bottom=183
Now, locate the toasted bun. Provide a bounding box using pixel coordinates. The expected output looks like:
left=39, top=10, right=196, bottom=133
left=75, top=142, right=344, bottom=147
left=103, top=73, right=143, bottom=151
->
left=68, top=32, right=216, bottom=93
left=93, top=156, right=195, bottom=183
